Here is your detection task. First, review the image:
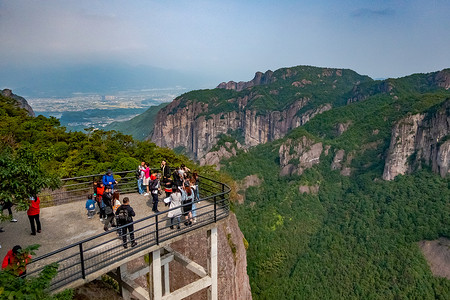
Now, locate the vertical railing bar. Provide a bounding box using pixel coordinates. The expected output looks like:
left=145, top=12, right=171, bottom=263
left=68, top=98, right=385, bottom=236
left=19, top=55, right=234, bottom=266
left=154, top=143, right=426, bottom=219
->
left=214, top=196, right=217, bottom=223
left=155, top=214, right=159, bottom=245
left=79, top=243, right=86, bottom=279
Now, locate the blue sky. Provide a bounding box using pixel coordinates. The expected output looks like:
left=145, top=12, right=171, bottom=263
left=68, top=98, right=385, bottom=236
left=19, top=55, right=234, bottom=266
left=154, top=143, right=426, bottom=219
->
left=0, top=0, right=449, bottom=83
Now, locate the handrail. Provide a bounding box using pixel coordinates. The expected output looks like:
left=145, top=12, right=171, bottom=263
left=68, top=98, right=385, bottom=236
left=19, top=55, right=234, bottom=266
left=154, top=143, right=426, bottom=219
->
left=28, top=173, right=230, bottom=291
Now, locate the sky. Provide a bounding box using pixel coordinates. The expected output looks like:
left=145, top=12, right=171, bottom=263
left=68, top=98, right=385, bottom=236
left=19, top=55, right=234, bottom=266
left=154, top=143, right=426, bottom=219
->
left=0, top=0, right=449, bottom=84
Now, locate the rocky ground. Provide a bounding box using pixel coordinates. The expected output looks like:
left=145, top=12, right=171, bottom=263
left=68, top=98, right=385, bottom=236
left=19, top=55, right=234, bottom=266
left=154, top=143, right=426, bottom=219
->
left=419, top=237, right=450, bottom=279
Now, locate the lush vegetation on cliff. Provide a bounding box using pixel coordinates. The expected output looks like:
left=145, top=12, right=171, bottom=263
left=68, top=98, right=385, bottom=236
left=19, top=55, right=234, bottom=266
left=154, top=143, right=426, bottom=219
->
left=218, top=70, right=450, bottom=299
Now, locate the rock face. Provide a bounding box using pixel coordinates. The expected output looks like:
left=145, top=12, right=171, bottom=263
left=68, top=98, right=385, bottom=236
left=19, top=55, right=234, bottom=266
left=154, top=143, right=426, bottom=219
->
left=383, top=99, right=450, bottom=180
left=169, top=213, right=252, bottom=300
left=199, top=142, right=243, bottom=169
left=151, top=96, right=331, bottom=160
left=1, top=89, right=35, bottom=117
left=217, top=70, right=275, bottom=91
left=279, top=137, right=323, bottom=176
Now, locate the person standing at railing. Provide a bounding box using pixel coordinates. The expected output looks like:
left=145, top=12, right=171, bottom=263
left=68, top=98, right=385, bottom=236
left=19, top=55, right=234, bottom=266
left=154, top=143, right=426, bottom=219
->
left=137, top=161, right=145, bottom=195
left=115, top=197, right=137, bottom=249
left=95, top=181, right=105, bottom=222
left=161, top=160, right=171, bottom=184
left=181, top=184, right=194, bottom=226
left=143, top=163, right=150, bottom=196
left=149, top=174, right=161, bottom=213
left=168, top=187, right=183, bottom=230
left=27, top=195, right=41, bottom=236
left=102, top=169, right=118, bottom=191
left=102, top=185, right=115, bottom=231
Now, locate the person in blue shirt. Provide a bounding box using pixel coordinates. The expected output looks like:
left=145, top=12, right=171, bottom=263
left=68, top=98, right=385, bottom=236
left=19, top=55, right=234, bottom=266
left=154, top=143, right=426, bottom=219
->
left=85, top=194, right=96, bottom=219
left=102, top=169, right=118, bottom=190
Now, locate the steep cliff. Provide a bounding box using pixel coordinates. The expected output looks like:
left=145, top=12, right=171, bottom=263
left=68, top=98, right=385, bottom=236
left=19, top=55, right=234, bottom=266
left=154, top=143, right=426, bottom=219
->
left=383, top=99, right=450, bottom=180
left=151, top=66, right=368, bottom=160
left=1, top=88, right=35, bottom=116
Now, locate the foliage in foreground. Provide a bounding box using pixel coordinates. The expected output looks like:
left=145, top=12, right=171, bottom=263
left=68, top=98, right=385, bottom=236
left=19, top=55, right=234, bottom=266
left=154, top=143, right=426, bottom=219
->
left=0, top=245, right=73, bottom=300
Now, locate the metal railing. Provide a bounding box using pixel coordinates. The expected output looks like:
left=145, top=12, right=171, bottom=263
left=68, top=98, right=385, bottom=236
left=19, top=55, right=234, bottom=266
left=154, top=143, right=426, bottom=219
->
left=39, top=170, right=155, bottom=207
left=28, top=174, right=230, bottom=292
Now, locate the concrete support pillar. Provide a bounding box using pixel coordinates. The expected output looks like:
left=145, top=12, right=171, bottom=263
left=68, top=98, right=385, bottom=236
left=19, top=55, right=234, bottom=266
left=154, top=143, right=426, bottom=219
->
left=152, top=248, right=162, bottom=300
left=163, top=263, right=170, bottom=295
left=207, top=227, right=218, bottom=300
left=119, top=264, right=132, bottom=300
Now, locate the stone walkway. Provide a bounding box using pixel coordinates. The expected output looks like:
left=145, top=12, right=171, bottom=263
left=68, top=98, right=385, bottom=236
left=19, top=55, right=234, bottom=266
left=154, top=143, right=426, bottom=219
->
left=0, top=193, right=170, bottom=260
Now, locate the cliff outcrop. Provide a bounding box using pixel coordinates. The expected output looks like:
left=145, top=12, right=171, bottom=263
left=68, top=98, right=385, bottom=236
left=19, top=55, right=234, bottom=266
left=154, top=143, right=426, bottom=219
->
left=383, top=99, right=450, bottom=180
left=151, top=96, right=330, bottom=159
left=279, top=136, right=324, bottom=176
left=217, top=70, right=275, bottom=91
left=1, top=89, right=35, bottom=117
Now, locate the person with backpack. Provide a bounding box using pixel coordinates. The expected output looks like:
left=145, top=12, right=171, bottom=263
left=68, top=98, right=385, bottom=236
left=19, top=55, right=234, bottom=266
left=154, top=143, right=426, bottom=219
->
left=115, top=197, right=137, bottom=249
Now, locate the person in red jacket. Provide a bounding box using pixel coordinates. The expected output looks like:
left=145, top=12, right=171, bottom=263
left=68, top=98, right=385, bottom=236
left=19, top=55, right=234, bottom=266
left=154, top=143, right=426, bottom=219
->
left=2, top=245, right=30, bottom=276
left=27, top=195, right=41, bottom=236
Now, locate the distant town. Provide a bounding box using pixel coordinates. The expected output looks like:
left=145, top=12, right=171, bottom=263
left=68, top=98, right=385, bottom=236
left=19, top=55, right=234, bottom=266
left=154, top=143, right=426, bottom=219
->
left=28, top=87, right=187, bottom=131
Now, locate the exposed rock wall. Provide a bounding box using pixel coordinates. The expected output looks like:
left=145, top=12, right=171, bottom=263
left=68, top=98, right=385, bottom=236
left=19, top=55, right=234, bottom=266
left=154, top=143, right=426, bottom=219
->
left=151, top=96, right=331, bottom=159
left=279, top=136, right=323, bottom=176
left=383, top=100, right=450, bottom=180
left=1, top=89, right=35, bottom=117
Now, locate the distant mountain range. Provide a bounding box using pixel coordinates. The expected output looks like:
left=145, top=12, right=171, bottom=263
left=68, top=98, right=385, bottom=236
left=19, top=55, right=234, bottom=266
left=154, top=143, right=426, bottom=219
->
left=0, top=63, right=215, bottom=97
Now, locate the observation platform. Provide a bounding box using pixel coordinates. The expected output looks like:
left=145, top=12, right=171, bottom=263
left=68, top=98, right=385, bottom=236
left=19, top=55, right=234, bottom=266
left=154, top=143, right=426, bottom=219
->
left=0, top=172, right=230, bottom=299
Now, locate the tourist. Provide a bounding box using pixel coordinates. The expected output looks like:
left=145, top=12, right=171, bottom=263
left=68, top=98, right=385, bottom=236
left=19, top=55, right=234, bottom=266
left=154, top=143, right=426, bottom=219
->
left=27, top=195, right=41, bottom=236
left=164, top=178, right=173, bottom=203
left=111, top=191, right=121, bottom=227
left=2, top=245, right=30, bottom=276
left=172, top=166, right=182, bottom=188
left=149, top=174, right=161, bottom=213
left=181, top=184, right=194, bottom=226
left=115, top=197, right=137, bottom=249
left=143, top=163, right=150, bottom=196
left=95, top=181, right=105, bottom=221
left=167, top=187, right=183, bottom=230
left=102, top=169, right=118, bottom=191
left=161, top=160, right=171, bottom=184
left=85, top=194, right=96, bottom=219
left=137, top=162, right=145, bottom=194
left=1, top=200, right=17, bottom=222
left=102, top=185, right=114, bottom=231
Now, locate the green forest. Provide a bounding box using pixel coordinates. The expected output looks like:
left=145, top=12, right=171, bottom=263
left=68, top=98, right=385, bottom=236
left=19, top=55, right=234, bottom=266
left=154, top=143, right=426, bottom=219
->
left=218, top=69, right=450, bottom=299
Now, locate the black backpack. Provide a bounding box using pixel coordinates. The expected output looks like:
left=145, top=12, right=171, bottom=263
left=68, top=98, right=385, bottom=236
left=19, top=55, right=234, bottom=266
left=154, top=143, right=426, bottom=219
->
left=117, top=206, right=130, bottom=222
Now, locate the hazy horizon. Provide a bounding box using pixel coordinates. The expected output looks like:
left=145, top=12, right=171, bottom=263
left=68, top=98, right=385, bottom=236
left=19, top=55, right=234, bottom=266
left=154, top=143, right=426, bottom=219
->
left=1, top=0, right=449, bottom=95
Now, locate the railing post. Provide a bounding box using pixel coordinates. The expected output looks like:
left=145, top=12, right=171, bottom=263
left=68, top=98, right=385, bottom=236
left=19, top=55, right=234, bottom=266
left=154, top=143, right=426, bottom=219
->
left=214, top=196, right=217, bottom=223
left=79, top=243, right=86, bottom=279
left=155, top=214, right=159, bottom=245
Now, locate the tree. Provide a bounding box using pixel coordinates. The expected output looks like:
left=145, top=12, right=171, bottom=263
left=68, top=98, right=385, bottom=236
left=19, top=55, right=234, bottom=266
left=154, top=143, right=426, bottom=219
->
left=0, top=146, right=60, bottom=216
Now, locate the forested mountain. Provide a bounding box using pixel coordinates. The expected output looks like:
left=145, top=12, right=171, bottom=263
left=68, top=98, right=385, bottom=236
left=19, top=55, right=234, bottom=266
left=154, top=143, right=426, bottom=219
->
left=145, top=65, right=450, bottom=298
left=104, top=102, right=169, bottom=140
